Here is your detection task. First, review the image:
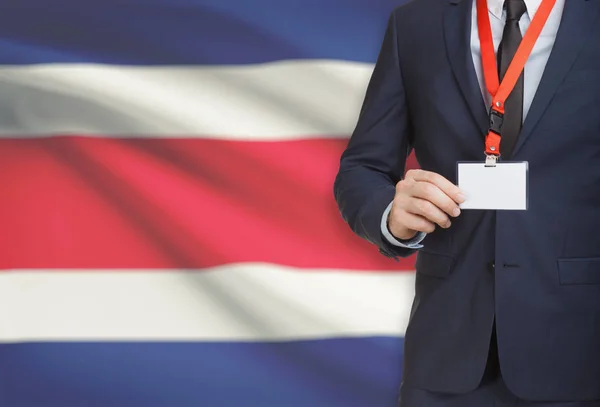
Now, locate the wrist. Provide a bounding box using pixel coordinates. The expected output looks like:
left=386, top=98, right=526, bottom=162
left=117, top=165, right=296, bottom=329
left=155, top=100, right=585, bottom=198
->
left=387, top=211, right=418, bottom=241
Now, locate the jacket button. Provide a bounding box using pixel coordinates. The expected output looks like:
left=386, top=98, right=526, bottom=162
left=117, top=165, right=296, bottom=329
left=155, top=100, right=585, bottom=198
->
left=487, top=261, right=495, bottom=273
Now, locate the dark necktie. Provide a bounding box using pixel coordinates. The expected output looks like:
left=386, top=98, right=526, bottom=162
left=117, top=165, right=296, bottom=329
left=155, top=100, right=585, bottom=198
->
left=497, top=0, right=527, bottom=159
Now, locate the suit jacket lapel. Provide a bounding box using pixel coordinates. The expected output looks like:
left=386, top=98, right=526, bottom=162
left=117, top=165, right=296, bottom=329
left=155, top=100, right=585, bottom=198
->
left=444, top=0, right=489, bottom=137
left=513, top=0, right=600, bottom=156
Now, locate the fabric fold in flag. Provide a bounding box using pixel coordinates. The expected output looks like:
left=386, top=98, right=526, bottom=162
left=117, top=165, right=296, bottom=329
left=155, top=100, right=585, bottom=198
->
left=0, top=338, right=405, bottom=407
left=0, top=266, right=414, bottom=342
left=0, top=136, right=416, bottom=270
left=0, top=62, right=372, bottom=139
left=1, top=0, right=399, bottom=65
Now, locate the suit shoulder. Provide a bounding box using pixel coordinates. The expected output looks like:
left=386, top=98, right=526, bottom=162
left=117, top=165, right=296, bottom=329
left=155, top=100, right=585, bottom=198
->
left=390, top=0, right=446, bottom=38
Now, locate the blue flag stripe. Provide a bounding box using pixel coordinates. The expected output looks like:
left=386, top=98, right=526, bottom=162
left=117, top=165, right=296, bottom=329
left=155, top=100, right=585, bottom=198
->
left=0, top=337, right=404, bottom=407
left=0, top=1, right=403, bottom=65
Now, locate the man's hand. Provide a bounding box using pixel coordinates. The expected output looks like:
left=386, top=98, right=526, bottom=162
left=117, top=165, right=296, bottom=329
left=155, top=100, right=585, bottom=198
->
left=388, top=169, right=466, bottom=241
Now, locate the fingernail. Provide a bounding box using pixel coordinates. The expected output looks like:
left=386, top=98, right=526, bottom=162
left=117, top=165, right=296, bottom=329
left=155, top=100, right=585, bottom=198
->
left=456, top=193, right=466, bottom=203
left=444, top=221, right=452, bottom=228
left=453, top=207, right=461, bottom=217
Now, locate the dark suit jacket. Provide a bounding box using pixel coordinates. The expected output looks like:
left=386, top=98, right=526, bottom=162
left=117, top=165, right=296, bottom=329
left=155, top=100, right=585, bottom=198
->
left=334, top=0, right=600, bottom=401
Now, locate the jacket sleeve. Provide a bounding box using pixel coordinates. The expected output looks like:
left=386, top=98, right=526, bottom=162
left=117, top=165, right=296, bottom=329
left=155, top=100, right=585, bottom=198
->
left=333, top=10, right=416, bottom=260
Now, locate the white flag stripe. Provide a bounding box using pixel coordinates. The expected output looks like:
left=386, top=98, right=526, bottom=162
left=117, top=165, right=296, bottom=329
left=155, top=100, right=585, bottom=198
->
left=0, top=60, right=373, bottom=140
left=0, top=264, right=414, bottom=342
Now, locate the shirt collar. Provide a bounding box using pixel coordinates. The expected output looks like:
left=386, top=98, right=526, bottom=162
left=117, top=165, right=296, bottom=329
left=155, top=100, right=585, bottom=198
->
left=487, top=0, right=543, bottom=20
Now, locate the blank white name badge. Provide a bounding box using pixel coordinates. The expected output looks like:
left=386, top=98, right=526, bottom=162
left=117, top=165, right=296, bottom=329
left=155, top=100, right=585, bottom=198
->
left=457, top=162, right=528, bottom=210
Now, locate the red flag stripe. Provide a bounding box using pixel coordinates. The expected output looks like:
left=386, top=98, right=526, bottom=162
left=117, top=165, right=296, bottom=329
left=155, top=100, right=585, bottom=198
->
left=1, top=136, right=417, bottom=270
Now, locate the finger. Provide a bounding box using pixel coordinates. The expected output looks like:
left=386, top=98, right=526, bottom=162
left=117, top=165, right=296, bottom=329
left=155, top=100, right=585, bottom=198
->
left=406, top=197, right=452, bottom=228
left=394, top=210, right=436, bottom=234
left=408, top=169, right=465, bottom=204
left=411, top=181, right=462, bottom=218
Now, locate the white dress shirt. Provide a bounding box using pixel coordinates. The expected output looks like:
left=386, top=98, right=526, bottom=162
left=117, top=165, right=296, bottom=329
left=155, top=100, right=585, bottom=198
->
left=381, top=0, right=565, bottom=248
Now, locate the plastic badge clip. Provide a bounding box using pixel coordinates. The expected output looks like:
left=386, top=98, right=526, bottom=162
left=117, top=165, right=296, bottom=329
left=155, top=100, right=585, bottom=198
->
left=485, top=154, right=498, bottom=167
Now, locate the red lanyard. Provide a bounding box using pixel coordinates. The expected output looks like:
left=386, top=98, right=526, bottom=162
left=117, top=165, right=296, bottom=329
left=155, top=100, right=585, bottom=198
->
left=477, top=0, right=556, bottom=158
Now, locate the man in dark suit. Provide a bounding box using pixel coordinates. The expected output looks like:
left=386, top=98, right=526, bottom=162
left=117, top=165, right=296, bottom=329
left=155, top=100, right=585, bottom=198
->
left=334, top=0, right=600, bottom=405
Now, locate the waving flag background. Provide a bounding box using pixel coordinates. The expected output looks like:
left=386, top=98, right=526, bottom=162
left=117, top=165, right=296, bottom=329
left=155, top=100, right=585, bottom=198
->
left=0, top=0, right=419, bottom=406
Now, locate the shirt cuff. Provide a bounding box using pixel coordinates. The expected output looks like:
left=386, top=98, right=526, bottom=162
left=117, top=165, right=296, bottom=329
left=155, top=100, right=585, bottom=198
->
left=380, top=201, right=426, bottom=248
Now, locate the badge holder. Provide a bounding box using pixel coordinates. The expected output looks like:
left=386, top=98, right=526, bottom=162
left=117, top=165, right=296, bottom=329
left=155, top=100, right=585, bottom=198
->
left=457, top=108, right=529, bottom=211
left=457, top=160, right=529, bottom=210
